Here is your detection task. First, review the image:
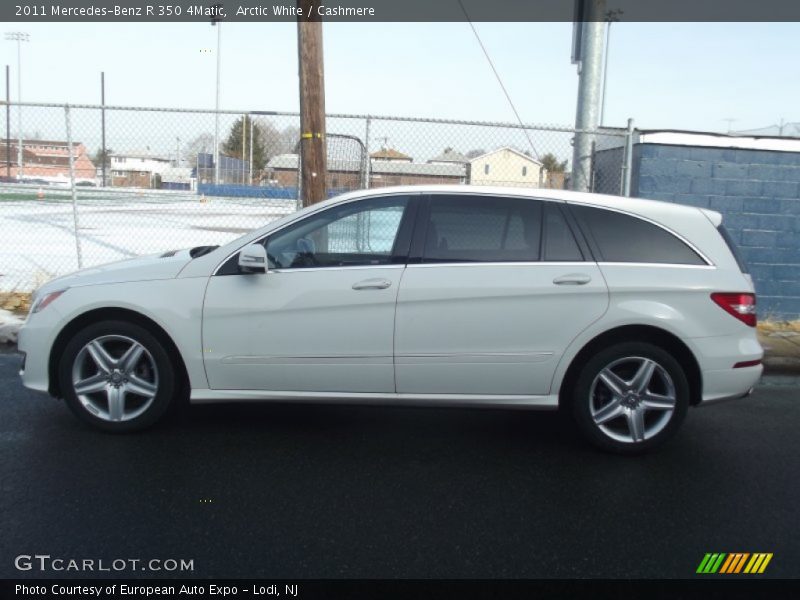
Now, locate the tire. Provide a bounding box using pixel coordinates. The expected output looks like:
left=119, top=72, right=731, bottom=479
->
left=58, top=320, right=177, bottom=432
left=570, top=342, right=689, bottom=454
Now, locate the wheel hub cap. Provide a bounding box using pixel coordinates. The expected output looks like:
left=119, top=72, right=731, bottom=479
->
left=109, top=370, right=124, bottom=385
left=621, top=391, right=640, bottom=408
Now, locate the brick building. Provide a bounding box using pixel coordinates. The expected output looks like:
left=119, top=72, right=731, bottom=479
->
left=0, top=139, right=96, bottom=182
left=266, top=154, right=466, bottom=190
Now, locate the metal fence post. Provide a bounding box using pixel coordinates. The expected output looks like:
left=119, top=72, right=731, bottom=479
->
left=363, top=116, right=371, bottom=189
left=621, top=117, right=634, bottom=197
left=249, top=114, right=254, bottom=185
left=64, top=104, right=84, bottom=269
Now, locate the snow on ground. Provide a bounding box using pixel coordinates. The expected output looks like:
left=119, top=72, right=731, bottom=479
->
left=0, top=309, right=24, bottom=343
left=0, top=193, right=296, bottom=292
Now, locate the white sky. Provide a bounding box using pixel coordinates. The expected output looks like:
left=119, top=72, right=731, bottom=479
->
left=2, top=21, right=798, bottom=133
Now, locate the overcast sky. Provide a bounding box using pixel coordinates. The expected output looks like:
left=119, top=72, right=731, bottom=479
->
left=3, top=21, right=798, bottom=134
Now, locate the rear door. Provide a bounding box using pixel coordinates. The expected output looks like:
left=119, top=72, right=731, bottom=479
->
left=394, top=194, right=609, bottom=396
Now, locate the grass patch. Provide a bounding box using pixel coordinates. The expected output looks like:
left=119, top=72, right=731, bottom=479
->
left=0, top=291, right=31, bottom=315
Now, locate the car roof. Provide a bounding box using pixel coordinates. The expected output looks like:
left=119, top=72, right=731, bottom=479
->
left=322, top=184, right=720, bottom=224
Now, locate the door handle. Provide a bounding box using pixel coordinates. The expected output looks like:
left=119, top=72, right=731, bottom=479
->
left=352, top=278, right=392, bottom=290
left=553, top=273, right=592, bottom=285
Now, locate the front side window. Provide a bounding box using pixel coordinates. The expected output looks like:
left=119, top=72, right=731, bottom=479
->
left=570, top=204, right=706, bottom=265
left=422, top=195, right=542, bottom=263
left=266, top=196, right=409, bottom=269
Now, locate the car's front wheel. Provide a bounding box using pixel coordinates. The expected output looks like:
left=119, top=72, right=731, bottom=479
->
left=58, top=320, right=176, bottom=432
left=570, top=342, right=689, bottom=454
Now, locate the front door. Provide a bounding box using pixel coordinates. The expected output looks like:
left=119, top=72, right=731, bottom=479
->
left=202, top=195, right=415, bottom=393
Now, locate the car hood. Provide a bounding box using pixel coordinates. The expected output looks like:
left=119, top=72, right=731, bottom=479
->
left=36, top=249, right=195, bottom=295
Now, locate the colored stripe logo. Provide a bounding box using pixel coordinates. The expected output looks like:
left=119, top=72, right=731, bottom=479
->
left=697, top=553, right=773, bottom=574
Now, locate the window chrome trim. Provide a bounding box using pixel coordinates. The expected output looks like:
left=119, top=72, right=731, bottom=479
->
left=270, top=264, right=405, bottom=274
left=407, top=261, right=716, bottom=269
left=408, top=261, right=591, bottom=268
left=597, top=262, right=717, bottom=269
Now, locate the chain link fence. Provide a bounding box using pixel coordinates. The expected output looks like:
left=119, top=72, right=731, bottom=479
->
left=0, top=101, right=632, bottom=293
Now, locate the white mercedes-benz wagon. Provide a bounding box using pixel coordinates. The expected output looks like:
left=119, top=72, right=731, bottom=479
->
left=18, top=186, right=763, bottom=453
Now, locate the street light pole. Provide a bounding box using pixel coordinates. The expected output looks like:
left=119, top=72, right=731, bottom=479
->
left=599, top=9, right=622, bottom=127
left=571, top=0, right=606, bottom=193
left=5, top=31, right=29, bottom=179
left=211, top=8, right=223, bottom=185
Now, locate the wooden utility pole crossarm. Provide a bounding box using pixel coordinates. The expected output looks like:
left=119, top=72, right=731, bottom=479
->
left=297, top=0, right=327, bottom=206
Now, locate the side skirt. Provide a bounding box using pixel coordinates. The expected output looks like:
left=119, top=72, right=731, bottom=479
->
left=189, top=389, right=559, bottom=410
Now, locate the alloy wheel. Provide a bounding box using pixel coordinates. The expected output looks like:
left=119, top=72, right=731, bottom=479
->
left=589, top=356, right=677, bottom=444
left=71, top=334, right=159, bottom=422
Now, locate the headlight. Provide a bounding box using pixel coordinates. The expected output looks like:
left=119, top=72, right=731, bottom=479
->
left=30, top=290, right=66, bottom=314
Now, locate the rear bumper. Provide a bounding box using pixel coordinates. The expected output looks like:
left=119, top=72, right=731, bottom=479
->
left=699, top=365, right=762, bottom=405
left=687, top=331, right=763, bottom=405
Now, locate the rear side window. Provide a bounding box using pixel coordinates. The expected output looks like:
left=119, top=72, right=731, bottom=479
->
left=570, top=205, right=706, bottom=265
left=423, top=195, right=542, bottom=263
left=717, top=224, right=748, bottom=274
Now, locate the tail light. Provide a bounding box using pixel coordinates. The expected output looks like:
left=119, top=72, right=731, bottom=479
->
left=710, top=292, right=757, bottom=327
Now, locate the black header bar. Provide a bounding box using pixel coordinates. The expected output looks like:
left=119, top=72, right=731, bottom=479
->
left=4, top=0, right=800, bottom=23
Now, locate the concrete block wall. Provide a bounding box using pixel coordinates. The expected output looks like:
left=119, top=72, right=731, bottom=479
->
left=631, top=143, right=800, bottom=320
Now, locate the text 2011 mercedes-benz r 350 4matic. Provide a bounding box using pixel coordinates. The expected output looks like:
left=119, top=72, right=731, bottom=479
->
left=18, top=186, right=762, bottom=453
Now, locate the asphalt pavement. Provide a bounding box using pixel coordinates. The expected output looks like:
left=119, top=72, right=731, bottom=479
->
left=1, top=350, right=798, bottom=579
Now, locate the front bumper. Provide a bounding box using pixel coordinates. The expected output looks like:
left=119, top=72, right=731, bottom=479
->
left=17, top=309, right=61, bottom=394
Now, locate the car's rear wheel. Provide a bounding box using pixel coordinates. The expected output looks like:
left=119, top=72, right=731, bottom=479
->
left=570, top=342, right=689, bottom=454
left=58, top=320, right=176, bottom=432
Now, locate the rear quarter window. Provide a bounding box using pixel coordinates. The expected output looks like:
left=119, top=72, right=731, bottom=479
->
left=570, top=205, right=706, bottom=265
left=717, top=224, right=749, bottom=274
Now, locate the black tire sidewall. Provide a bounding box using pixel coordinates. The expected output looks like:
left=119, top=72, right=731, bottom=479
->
left=58, top=320, right=176, bottom=432
left=571, top=342, right=690, bottom=454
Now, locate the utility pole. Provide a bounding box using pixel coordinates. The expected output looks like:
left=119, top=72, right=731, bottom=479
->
left=571, top=0, right=605, bottom=193
left=297, top=0, right=327, bottom=206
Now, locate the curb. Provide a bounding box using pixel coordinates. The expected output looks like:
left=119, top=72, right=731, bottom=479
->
left=759, top=374, right=800, bottom=387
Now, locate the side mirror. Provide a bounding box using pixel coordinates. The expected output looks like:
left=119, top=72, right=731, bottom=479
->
left=238, top=243, right=268, bottom=274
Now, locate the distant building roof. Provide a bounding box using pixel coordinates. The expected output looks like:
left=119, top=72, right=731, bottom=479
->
left=267, top=154, right=465, bottom=177
left=370, top=147, right=412, bottom=161
left=469, top=146, right=543, bottom=165
left=633, top=129, right=800, bottom=153
left=19, top=139, right=84, bottom=148
left=428, top=149, right=469, bottom=164
left=732, top=123, right=800, bottom=138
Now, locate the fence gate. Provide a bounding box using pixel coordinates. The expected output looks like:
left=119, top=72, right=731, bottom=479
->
left=294, top=133, right=368, bottom=208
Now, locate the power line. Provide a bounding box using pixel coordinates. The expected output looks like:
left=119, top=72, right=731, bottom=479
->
left=457, top=0, right=540, bottom=160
